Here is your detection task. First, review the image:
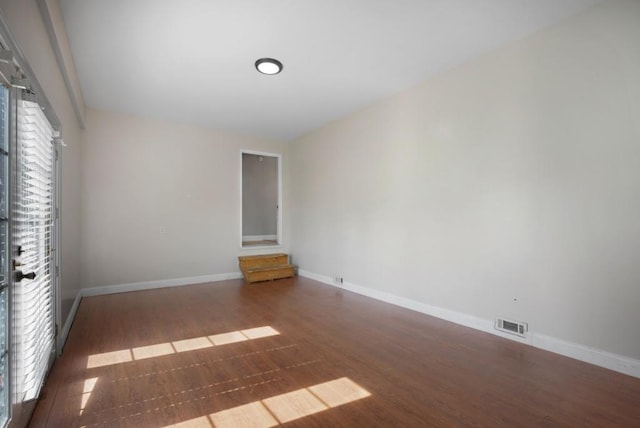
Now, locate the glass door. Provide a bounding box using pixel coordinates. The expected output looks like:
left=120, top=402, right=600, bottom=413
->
left=0, top=84, right=10, bottom=427
left=12, top=95, right=56, bottom=409
left=0, top=24, right=60, bottom=427
left=0, top=87, right=57, bottom=428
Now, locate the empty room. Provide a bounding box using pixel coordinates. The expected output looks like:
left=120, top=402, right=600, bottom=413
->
left=0, top=0, right=639, bottom=426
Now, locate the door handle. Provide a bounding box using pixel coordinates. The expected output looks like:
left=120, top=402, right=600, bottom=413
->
left=15, top=271, right=36, bottom=281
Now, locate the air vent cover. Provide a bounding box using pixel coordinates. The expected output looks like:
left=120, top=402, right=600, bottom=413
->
left=495, top=317, right=528, bottom=337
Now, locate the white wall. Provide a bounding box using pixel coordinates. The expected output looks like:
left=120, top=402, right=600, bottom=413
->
left=80, top=108, right=289, bottom=289
left=290, top=0, right=640, bottom=360
left=0, top=0, right=83, bottom=322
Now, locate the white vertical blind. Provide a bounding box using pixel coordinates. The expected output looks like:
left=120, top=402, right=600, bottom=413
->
left=13, top=99, right=55, bottom=401
left=0, top=84, right=10, bottom=427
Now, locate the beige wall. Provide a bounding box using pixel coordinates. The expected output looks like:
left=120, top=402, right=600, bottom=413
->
left=80, top=108, right=289, bottom=289
left=0, top=0, right=83, bottom=321
left=290, top=0, right=640, bottom=360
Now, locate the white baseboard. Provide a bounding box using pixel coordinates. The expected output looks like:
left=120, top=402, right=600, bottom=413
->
left=57, top=272, right=244, bottom=349
left=58, top=290, right=82, bottom=353
left=298, top=269, right=640, bottom=379
left=81, top=272, right=243, bottom=297
left=531, top=333, right=640, bottom=378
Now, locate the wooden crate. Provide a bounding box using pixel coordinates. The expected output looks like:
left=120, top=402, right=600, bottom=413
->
left=238, top=253, right=289, bottom=271
left=238, top=253, right=296, bottom=283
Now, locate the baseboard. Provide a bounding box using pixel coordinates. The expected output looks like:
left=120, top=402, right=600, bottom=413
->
left=58, top=290, right=82, bottom=353
left=298, top=269, right=640, bottom=379
left=81, top=272, right=243, bottom=297
left=531, top=333, right=640, bottom=378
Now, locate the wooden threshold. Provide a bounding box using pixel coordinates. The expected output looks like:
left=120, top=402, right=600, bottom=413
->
left=29, top=277, right=640, bottom=427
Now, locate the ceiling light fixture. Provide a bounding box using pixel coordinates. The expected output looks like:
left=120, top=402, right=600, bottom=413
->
left=255, top=58, right=283, bottom=75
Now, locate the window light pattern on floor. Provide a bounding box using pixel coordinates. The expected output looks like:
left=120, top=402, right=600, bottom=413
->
left=79, top=377, right=99, bottom=416
left=86, top=326, right=280, bottom=369
left=165, top=377, right=371, bottom=428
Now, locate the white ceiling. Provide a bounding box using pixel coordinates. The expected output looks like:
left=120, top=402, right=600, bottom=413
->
left=60, top=0, right=602, bottom=141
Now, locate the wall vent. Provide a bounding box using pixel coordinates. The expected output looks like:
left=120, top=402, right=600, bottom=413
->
left=495, top=317, right=528, bottom=337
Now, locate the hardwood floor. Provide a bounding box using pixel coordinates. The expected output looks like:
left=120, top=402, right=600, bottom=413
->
left=30, top=277, right=640, bottom=427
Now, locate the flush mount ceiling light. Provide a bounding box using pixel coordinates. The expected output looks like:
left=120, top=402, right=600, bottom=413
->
left=255, top=58, right=283, bottom=75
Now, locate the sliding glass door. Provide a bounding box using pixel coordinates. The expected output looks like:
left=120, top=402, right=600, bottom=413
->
left=0, top=84, right=10, bottom=428
left=0, top=83, right=58, bottom=427
left=0, top=18, right=61, bottom=427
left=13, top=96, right=56, bottom=404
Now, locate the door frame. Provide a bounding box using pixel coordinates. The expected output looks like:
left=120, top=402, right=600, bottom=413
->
left=239, top=149, right=283, bottom=249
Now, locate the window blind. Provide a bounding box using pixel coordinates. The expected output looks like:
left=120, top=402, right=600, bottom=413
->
left=13, top=99, right=55, bottom=401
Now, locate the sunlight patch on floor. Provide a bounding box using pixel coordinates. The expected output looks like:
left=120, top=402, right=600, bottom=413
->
left=209, top=331, right=247, bottom=346
left=241, top=326, right=280, bottom=340
left=309, top=377, right=371, bottom=407
left=87, top=349, right=133, bottom=369
left=172, top=336, right=213, bottom=352
left=132, top=342, right=176, bottom=361
left=87, top=326, right=280, bottom=369
left=79, top=377, right=99, bottom=416
left=209, top=401, right=278, bottom=428
left=262, top=388, right=327, bottom=423
left=163, top=377, right=371, bottom=428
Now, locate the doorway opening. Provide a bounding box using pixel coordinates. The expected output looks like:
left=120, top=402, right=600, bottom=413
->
left=240, top=151, right=282, bottom=248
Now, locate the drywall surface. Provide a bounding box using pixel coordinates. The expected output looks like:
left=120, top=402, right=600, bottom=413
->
left=81, top=108, right=288, bottom=288
left=290, top=0, right=640, bottom=359
left=0, top=0, right=83, bottom=321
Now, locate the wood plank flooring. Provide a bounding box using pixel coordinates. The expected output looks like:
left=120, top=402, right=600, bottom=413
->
left=29, top=277, right=640, bottom=427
